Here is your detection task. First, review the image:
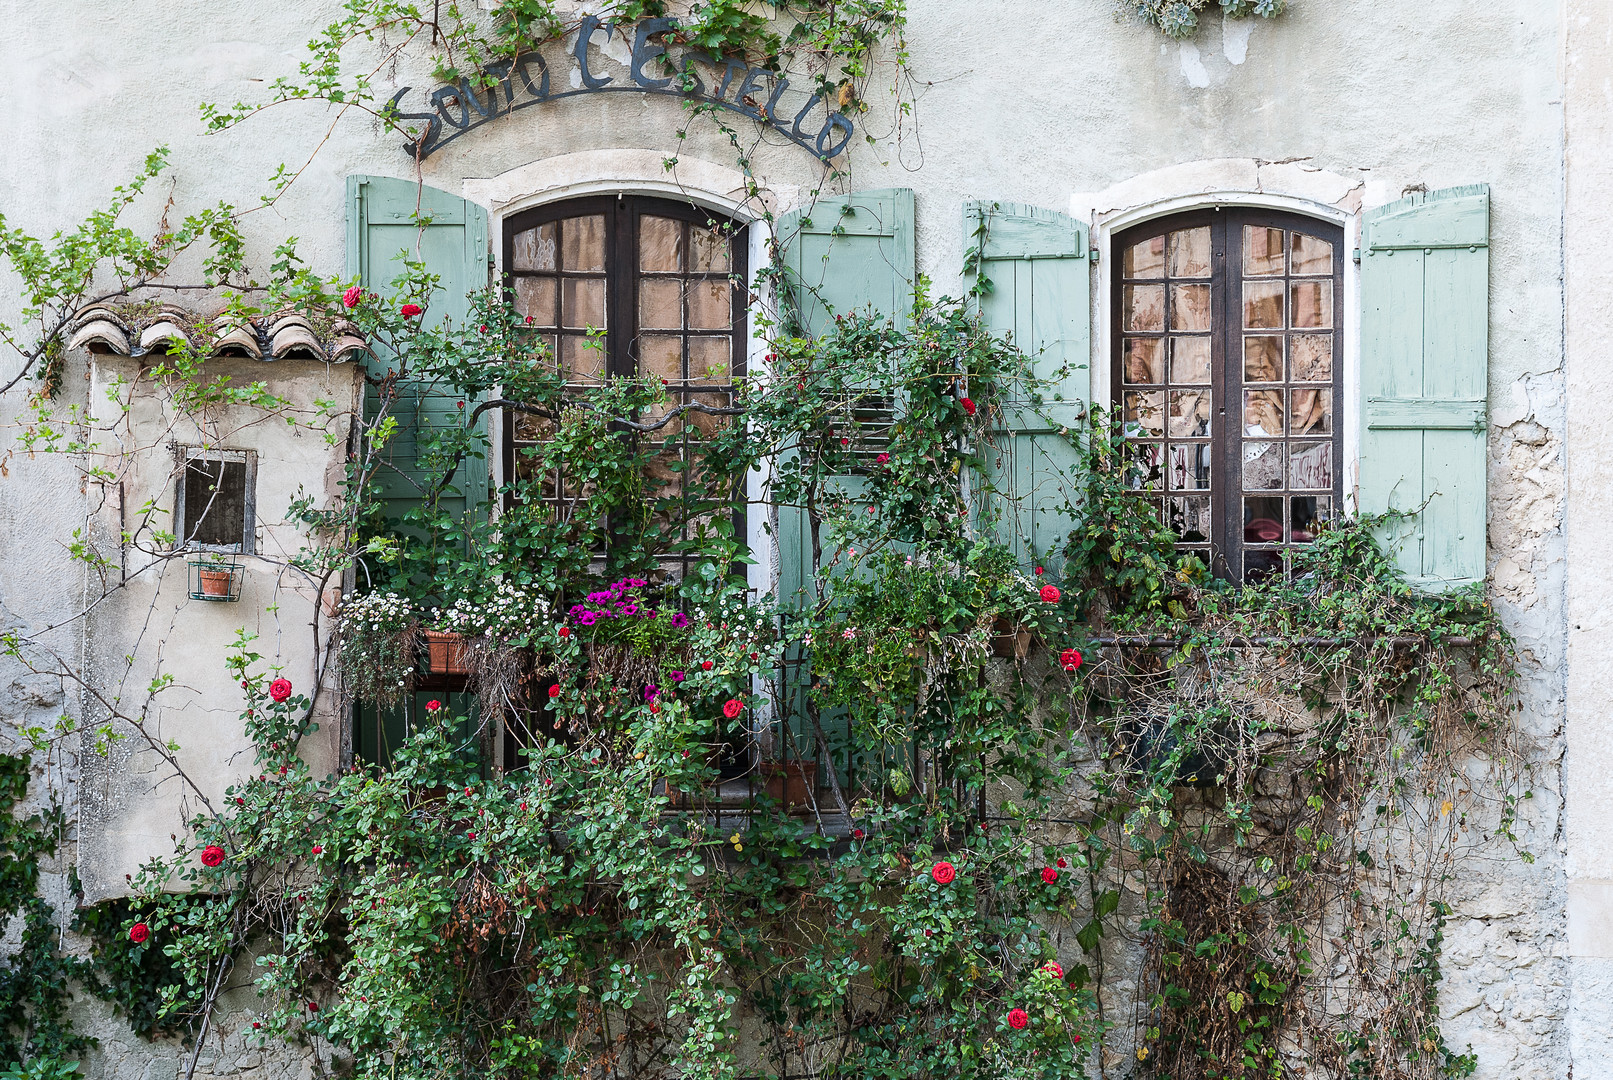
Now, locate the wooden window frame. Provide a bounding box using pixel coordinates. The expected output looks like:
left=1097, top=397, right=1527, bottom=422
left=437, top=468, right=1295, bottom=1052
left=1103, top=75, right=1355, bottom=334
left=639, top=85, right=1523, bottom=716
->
left=1111, top=209, right=1344, bottom=582
left=173, top=446, right=257, bottom=554
left=499, top=195, right=750, bottom=576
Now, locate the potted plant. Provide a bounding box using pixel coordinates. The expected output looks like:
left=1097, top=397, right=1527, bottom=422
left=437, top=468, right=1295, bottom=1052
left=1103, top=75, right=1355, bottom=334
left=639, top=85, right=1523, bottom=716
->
left=422, top=629, right=471, bottom=675
left=760, top=758, right=819, bottom=811
left=189, top=556, right=240, bottom=602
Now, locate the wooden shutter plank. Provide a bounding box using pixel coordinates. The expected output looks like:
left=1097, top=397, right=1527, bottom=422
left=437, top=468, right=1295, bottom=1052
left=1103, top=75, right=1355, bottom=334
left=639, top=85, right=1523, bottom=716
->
left=1358, top=185, right=1489, bottom=590
left=347, top=175, right=491, bottom=534
left=774, top=190, right=916, bottom=606
left=965, top=201, right=1090, bottom=574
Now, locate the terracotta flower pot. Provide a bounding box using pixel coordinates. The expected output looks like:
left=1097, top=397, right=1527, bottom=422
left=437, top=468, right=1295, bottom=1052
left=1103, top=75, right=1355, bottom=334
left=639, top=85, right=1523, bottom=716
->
left=990, top=616, right=1030, bottom=660
left=423, top=629, right=471, bottom=675
left=761, top=760, right=819, bottom=809
left=198, top=568, right=232, bottom=598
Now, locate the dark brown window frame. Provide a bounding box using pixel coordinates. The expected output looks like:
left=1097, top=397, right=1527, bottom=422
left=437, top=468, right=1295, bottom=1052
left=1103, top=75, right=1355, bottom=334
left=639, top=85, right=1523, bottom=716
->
left=499, top=194, right=750, bottom=578
left=1110, top=208, right=1345, bottom=582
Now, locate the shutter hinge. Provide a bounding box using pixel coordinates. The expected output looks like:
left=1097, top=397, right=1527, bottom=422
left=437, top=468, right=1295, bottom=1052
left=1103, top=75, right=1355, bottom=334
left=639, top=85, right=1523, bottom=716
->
left=1352, top=248, right=1361, bottom=264
left=1088, top=247, right=1100, bottom=263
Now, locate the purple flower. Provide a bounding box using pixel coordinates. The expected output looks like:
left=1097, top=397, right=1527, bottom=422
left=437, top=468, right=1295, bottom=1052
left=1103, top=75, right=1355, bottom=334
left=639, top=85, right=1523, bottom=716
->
left=671, top=671, right=686, bottom=682
left=586, top=591, right=611, bottom=604
left=670, top=612, right=691, bottom=629
left=569, top=605, right=586, bottom=617
left=622, top=604, right=639, bottom=616
left=644, top=684, right=659, bottom=702
left=579, top=612, right=598, bottom=626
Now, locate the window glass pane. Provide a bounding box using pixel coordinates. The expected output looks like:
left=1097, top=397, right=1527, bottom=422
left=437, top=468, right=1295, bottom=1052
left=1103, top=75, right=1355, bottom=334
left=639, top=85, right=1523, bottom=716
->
left=1169, top=337, right=1211, bottom=384
left=1123, top=338, right=1164, bottom=384
left=560, top=334, right=605, bottom=383
left=1124, top=235, right=1166, bottom=277
left=1168, top=496, right=1211, bottom=542
left=562, top=278, right=605, bottom=330
left=688, top=390, right=732, bottom=438
left=1243, top=548, right=1284, bottom=582
left=1290, top=280, right=1332, bottom=329
left=1171, top=283, right=1211, bottom=332
left=1243, top=226, right=1285, bottom=276
left=639, top=334, right=683, bottom=384
left=1123, top=442, right=1164, bottom=490
left=1290, top=233, right=1333, bottom=275
left=1168, top=390, right=1211, bottom=438
left=1243, top=336, right=1283, bottom=382
left=562, top=215, right=606, bottom=272
left=688, top=279, right=732, bottom=330
left=514, top=277, right=557, bottom=327
left=184, top=459, right=246, bottom=547
left=640, top=215, right=683, bottom=272
left=1123, top=285, right=1165, bottom=332
left=1243, top=389, right=1285, bottom=437
left=1168, top=227, right=1212, bottom=277
left=1243, top=496, right=1285, bottom=543
left=639, top=279, right=682, bottom=330
left=1243, top=281, right=1284, bottom=329
left=512, top=223, right=557, bottom=271
left=1290, top=388, right=1333, bottom=435
left=1169, top=444, right=1212, bottom=490
left=1289, top=441, right=1333, bottom=490
left=688, top=335, right=731, bottom=384
left=1124, top=391, right=1165, bottom=436
left=1291, top=496, right=1332, bottom=542
left=691, top=224, right=731, bottom=273
left=1242, top=441, right=1284, bottom=490
left=1290, top=334, right=1333, bottom=382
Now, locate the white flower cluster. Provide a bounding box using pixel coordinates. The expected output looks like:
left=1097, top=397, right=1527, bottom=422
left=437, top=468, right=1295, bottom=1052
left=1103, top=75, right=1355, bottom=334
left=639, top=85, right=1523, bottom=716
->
left=435, top=579, right=552, bottom=643
left=339, top=591, right=418, bottom=633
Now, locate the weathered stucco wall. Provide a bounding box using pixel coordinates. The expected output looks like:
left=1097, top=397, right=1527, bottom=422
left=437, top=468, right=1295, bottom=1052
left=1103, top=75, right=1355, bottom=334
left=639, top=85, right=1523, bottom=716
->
left=0, top=0, right=1578, bottom=1076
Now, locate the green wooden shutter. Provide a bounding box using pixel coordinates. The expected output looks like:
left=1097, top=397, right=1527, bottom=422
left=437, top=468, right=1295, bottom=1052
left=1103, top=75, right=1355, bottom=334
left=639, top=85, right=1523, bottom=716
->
left=1358, top=184, right=1489, bottom=591
left=346, top=175, right=491, bottom=533
left=774, top=189, right=916, bottom=606
left=777, top=188, right=915, bottom=337
left=965, top=201, right=1090, bottom=574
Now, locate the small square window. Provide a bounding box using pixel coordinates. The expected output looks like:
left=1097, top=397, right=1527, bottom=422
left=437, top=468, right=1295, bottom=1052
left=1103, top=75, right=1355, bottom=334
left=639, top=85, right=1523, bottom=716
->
left=176, top=449, right=256, bottom=553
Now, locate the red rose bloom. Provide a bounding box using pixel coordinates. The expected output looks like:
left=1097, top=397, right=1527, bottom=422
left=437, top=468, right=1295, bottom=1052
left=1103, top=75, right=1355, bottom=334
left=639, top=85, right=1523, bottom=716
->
left=306, top=1001, right=319, bottom=1013
left=960, top=396, right=976, bottom=416
left=1041, top=866, right=1058, bottom=884
left=426, top=699, right=441, bottom=712
left=1034, top=566, right=1044, bottom=575
left=649, top=703, right=660, bottom=714
left=1007, top=1008, right=1029, bottom=1030
left=1043, top=961, right=1064, bottom=978
left=129, top=922, right=149, bottom=943
left=701, top=660, right=713, bottom=670
left=400, top=303, right=423, bottom=318
left=852, top=828, right=865, bottom=840
left=558, top=626, right=570, bottom=638
left=1060, top=648, right=1083, bottom=672
left=1039, top=584, right=1061, bottom=604
left=269, top=678, right=292, bottom=702
left=722, top=698, right=744, bottom=719
left=876, top=452, right=889, bottom=465
left=548, top=684, right=562, bottom=698
left=201, top=845, right=224, bottom=867
left=1056, top=857, right=1068, bottom=868
left=341, top=285, right=363, bottom=309
left=931, top=861, right=955, bottom=885
left=311, top=845, right=323, bottom=855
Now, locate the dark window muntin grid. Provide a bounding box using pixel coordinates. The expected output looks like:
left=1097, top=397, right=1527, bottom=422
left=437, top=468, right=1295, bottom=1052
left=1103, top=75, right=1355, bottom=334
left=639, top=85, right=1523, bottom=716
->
left=173, top=446, right=257, bottom=554
left=1110, top=209, right=1344, bottom=582
left=500, top=195, right=749, bottom=579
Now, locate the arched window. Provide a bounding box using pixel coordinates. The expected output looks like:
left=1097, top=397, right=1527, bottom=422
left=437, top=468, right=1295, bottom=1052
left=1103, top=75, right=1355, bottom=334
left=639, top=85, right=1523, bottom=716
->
left=1112, top=210, right=1344, bottom=582
left=501, top=195, right=748, bottom=579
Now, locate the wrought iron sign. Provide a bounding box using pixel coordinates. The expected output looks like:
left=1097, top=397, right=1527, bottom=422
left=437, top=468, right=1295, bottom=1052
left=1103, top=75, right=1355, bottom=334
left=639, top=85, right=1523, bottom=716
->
left=389, top=15, right=856, bottom=162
